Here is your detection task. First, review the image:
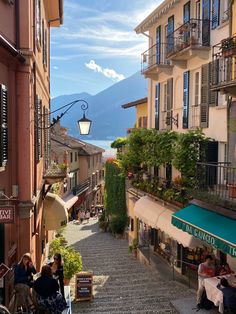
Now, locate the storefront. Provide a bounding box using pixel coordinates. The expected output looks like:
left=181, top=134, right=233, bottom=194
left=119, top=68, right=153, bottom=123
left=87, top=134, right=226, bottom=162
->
left=172, top=204, right=236, bottom=270
left=134, top=196, right=201, bottom=271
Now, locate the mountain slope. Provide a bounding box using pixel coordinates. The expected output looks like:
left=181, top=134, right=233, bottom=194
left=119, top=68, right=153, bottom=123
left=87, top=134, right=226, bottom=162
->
left=51, top=72, right=147, bottom=140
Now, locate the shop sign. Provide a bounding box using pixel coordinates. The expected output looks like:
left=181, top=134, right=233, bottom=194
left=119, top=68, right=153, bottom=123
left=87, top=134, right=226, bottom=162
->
left=0, top=263, right=10, bottom=279
left=75, top=273, right=93, bottom=301
left=172, top=217, right=236, bottom=257
left=0, top=206, right=15, bottom=223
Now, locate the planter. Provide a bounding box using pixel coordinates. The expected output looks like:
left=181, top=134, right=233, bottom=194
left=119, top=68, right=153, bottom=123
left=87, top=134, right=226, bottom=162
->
left=228, top=185, right=236, bottom=198
left=64, top=278, right=70, bottom=286
left=222, top=47, right=236, bottom=58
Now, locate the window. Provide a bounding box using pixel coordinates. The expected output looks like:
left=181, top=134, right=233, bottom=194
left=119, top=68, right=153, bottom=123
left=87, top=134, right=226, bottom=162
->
left=221, top=0, right=229, bottom=23
left=200, top=64, right=209, bottom=128
left=183, top=71, right=190, bottom=129
left=155, top=83, right=160, bottom=130
left=70, top=152, right=73, bottom=163
left=74, top=152, right=77, bottom=162
left=195, top=0, right=200, bottom=20
left=0, top=84, right=8, bottom=168
left=212, top=0, right=220, bottom=29
left=138, top=117, right=142, bottom=128
left=163, top=83, right=167, bottom=112
left=167, top=15, right=174, bottom=54
left=143, top=117, right=147, bottom=129
left=42, top=23, right=47, bottom=67
left=195, top=72, right=200, bottom=106
left=35, top=0, right=41, bottom=45
left=43, top=107, right=50, bottom=169
left=156, top=26, right=161, bottom=64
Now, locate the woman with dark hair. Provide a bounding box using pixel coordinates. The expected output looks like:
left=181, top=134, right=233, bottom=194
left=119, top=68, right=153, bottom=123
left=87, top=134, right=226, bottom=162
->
left=48, top=253, right=65, bottom=298
left=34, top=265, right=67, bottom=314
left=14, top=253, right=37, bottom=312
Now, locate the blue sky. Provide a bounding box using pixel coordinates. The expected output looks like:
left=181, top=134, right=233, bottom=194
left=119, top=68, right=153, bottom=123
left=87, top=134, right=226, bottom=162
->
left=50, top=0, right=160, bottom=98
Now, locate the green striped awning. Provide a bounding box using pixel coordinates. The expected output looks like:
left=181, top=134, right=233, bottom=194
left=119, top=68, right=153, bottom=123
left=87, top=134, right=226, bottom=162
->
left=171, top=204, right=236, bottom=257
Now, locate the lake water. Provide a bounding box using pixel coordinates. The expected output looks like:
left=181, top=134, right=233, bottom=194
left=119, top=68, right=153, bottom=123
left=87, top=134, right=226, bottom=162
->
left=86, top=140, right=117, bottom=158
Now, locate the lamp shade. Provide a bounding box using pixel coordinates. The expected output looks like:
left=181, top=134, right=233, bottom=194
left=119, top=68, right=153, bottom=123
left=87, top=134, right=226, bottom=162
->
left=77, top=114, right=92, bottom=135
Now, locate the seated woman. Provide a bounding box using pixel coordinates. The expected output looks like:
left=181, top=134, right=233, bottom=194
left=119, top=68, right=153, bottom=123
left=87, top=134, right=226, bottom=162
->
left=219, top=263, right=234, bottom=276
left=34, top=265, right=67, bottom=314
left=14, top=253, right=37, bottom=313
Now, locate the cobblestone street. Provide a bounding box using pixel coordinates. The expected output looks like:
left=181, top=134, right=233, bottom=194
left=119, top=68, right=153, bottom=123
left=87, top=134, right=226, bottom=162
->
left=64, top=219, right=197, bottom=314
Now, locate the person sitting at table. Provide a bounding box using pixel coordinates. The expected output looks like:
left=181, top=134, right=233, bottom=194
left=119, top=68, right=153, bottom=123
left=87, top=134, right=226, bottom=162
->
left=219, top=263, right=234, bottom=276
left=217, top=278, right=236, bottom=313
left=197, top=255, right=215, bottom=309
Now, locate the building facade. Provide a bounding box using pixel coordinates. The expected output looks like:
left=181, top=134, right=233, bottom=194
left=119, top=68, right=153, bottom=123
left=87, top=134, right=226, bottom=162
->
left=0, top=0, right=63, bottom=304
left=124, top=0, right=236, bottom=282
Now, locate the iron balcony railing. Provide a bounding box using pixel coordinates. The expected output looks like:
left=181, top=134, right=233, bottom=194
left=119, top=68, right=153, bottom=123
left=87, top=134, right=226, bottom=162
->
left=141, top=42, right=170, bottom=73
left=211, top=36, right=236, bottom=90
left=166, top=18, right=210, bottom=58
left=72, top=178, right=90, bottom=196
left=194, top=162, right=236, bottom=210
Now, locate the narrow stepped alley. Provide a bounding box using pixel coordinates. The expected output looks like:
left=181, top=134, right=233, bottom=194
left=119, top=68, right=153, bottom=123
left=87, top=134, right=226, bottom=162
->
left=64, top=219, right=194, bottom=314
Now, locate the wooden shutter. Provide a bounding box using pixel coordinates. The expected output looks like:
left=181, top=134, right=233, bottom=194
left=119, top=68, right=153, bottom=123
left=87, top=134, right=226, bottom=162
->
left=167, top=15, right=174, bottom=54
left=202, top=0, right=211, bottom=46
left=209, top=61, right=218, bottom=106
left=44, top=29, right=47, bottom=67
left=183, top=71, right=189, bottom=129
left=155, top=83, right=160, bottom=130
left=166, top=78, right=173, bottom=129
left=143, top=117, right=147, bottom=129
left=212, top=0, right=220, bottom=29
left=138, top=117, right=142, bottom=128
left=0, top=85, right=8, bottom=167
left=195, top=72, right=200, bottom=106
left=156, top=26, right=161, bottom=64
left=43, top=107, right=50, bottom=169
left=200, top=64, right=209, bottom=128
left=35, top=96, right=42, bottom=162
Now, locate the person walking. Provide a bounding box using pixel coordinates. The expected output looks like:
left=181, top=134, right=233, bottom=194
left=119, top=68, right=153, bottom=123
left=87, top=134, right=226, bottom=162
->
left=14, top=253, right=37, bottom=313
left=34, top=265, right=67, bottom=314
left=197, top=255, right=215, bottom=309
left=48, top=253, right=65, bottom=299
left=80, top=210, right=85, bottom=224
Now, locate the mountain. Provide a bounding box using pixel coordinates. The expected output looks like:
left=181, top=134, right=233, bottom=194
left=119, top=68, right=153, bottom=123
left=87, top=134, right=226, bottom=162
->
left=51, top=72, right=147, bottom=140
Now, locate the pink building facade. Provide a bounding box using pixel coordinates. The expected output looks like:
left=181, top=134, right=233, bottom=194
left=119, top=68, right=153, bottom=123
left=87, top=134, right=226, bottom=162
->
left=0, top=0, right=63, bottom=305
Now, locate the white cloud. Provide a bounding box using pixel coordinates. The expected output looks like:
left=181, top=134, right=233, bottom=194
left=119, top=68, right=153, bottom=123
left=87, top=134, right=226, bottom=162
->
left=53, top=66, right=59, bottom=70
left=85, top=60, right=125, bottom=82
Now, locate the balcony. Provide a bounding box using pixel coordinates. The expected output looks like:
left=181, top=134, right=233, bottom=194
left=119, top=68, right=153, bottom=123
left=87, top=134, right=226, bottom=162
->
left=141, top=43, right=173, bottom=79
left=72, top=178, right=90, bottom=196
left=166, top=19, right=210, bottom=66
left=193, top=162, right=236, bottom=211
left=211, top=36, right=236, bottom=96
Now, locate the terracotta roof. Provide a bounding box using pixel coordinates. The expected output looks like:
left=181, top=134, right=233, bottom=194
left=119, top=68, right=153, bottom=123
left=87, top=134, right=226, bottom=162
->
left=122, top=97, right=147, bottom=109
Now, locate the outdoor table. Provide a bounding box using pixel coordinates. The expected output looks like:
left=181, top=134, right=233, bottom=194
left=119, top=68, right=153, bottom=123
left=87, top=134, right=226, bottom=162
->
left=204, top=275, right=236, bottom=313
left=204, top=276, right=224, bottom=313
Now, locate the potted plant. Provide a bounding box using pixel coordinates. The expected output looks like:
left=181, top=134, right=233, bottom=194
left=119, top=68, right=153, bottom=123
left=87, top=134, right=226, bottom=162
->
left=221, top=37, right=236, bottom=58
left=62, top=247, right=83, bottom=285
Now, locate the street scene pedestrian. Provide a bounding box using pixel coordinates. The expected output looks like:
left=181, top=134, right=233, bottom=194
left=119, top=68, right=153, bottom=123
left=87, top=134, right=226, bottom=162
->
left=48, top=253, right=65, bottom=298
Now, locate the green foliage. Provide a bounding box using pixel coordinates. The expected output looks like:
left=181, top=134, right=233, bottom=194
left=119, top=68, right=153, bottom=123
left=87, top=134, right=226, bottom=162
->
left=105, top=160, right=126, bottom=216
left=129, top=238, right=138, bottom=252
left=173, top=129, right=210, bottom=187
left=111, top=137, right=127, bottom=149
left=109, top=214, right=128, bottom=234
left=49, top=237, right=83, bottom=279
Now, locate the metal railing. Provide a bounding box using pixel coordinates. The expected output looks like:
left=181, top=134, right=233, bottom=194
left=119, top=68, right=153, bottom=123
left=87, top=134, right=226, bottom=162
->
left=141, top=42, right=170, bottom=73
left=212, top=36, right=236, bottom=89
left=166, top=18, right=210, bottom=58
left=194, top=162, right=236, bottom=210
left=72, top=178, right=90, bottom=196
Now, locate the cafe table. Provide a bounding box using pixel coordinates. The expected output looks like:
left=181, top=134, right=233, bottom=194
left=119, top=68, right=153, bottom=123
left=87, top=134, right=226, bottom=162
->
left=204, top=275, right=236, bottom=313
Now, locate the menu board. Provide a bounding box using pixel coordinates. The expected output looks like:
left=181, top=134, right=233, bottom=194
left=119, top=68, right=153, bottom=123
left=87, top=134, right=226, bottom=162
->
left=76, top=273, right=93, bottom=301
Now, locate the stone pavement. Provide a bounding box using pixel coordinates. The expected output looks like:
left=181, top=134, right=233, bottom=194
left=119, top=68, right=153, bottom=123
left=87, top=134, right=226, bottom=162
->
left=63, top=219, right=199, bottom=313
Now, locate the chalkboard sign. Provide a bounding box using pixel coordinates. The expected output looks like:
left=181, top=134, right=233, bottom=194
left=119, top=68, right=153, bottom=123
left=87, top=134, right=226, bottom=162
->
left=76, top=272, right=93, bottom=301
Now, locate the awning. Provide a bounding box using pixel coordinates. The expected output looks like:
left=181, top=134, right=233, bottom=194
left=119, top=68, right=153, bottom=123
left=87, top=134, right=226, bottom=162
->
left=63, top=193, right=78, bottom=211
left=44, top=193, right=68, bottom=231
left=134, top=196, right=200, bottom=248
left=172, top=204, right=236, bottom=257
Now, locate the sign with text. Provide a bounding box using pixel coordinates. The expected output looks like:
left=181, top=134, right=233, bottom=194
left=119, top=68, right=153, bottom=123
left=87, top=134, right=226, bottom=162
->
left=0, top=206, right=15, bottom=223
left=76, top=273, right=93, bottom=301
left=0, top=263, right=10, bottom=279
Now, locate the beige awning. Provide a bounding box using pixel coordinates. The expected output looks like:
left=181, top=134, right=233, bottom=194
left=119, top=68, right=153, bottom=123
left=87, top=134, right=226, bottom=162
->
left=63, top=193, right=78, bottom=210
left=134, top=196, right=201, bottom=248
left=134, top=196, right=163, bottom=228
left=44, top=193, right=68, bottom=230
